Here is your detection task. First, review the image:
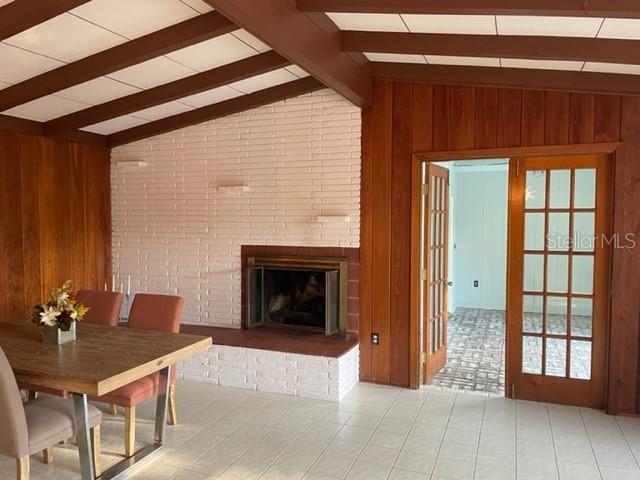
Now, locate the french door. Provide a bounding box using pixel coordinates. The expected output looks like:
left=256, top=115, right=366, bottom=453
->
left=507, top=154, right=612, bottom=408
left=420, top=163, right=450, bottom=383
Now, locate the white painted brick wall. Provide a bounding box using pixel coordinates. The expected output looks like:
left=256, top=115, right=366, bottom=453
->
left=110, top=89, right=361, bottom=327
left=177, top=344, right=360, bottom=401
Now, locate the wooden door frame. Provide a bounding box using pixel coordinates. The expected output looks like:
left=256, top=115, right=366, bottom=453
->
left=409, top=142, right=621, bottom=390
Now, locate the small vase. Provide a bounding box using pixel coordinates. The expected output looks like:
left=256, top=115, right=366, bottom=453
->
left=42, top=321, right=76, bottom=345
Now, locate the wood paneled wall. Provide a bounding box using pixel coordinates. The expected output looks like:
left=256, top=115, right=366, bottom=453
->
left=360, top=79, right=640, bottom=415
left=0, top=131, right=111, bottom=323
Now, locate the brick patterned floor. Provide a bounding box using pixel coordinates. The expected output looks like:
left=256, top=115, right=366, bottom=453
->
left=429, top=308, right=506, bottom=394
left=429, top=307, right=592, bottom=394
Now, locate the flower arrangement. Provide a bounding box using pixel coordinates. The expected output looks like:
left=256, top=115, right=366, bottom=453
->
left=32, top=281, right=89, bottom=331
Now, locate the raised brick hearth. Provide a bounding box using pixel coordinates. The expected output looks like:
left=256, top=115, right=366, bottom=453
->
left=177, top=325, right=359, bottom=401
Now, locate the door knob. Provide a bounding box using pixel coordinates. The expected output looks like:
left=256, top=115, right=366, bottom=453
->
left=446, top=281, right=453, bottom=287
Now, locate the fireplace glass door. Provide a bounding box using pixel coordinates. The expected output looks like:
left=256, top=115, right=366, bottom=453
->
left=247, top=266, right=340, bottom=335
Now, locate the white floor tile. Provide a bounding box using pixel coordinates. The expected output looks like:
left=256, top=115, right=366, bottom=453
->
left=6, top=381, right=640, bottom=480
left=345, top=461, right=391, bottom=480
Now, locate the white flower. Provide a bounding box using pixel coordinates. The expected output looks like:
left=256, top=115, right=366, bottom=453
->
left=56, top=292, right=69, bottom=306
left=40, top=306, right=61, bottom=327
left=70, top=310, right=78, bottom=320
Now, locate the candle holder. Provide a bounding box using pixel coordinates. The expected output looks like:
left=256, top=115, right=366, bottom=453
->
left=119, top=292, right=133, bottom=325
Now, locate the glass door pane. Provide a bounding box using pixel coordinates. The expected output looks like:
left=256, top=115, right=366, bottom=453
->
left=509, top=155, right=609, bottom=408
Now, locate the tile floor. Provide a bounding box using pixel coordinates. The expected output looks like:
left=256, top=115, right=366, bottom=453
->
left=429, top=307, right=592, bottom=394
left=3, top=380, right=640, bottom=480
left=429, top=308, right=506, bottom=394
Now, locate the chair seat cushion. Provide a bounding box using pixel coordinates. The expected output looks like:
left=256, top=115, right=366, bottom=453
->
left=90, top=367, right=176, bottom=407
left=25, top=395, right=101, bottom=454
left=91, top=375, right=158, bottom=407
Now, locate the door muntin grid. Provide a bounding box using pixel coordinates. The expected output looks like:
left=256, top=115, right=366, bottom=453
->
left=522, top=168, right=597, bottom=380
left=428, top=174, right=448, bottom=356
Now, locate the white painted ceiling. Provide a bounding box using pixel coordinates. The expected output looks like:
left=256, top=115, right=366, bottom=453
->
left=0, top=0, right=310, bottom=134
left=329, top=12, right=640, bottom=75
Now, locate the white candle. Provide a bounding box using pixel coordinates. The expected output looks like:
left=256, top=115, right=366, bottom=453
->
left=104, top=282, right=108, bottom=291
left=127, top=275, right=131, bottom=296
left=120, top=282, right=124, bottom=294
left=112, top=274, right=116, bottom=291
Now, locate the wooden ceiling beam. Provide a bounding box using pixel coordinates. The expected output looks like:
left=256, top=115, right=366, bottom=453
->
left=0, top=115, right=106, bottom=146
left=343, top=31, right=640, bottom=65
left=0, top=0, right=91, bottom=41
left=297, top=0, right=640, bottom=18
left=0, top=11, right=238, bottom=112
left=371, top=61, right=640, bottom=97
left=108, top=76, right=324, bottom=147
left=203, top=0, right=372, bottom=106
left=44, top=51, right=290, bottom=134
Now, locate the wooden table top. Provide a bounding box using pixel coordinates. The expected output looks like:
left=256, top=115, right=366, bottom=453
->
left=0, top=322, right=212, bottom=396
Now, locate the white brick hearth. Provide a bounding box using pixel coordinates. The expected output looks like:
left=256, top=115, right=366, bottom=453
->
left=177, top=344, right=360, bottom=401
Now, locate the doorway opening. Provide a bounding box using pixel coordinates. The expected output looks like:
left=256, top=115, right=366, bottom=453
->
left=420, top=159, right=509, bottom=395
left=414, top=152, right=612, bottom=408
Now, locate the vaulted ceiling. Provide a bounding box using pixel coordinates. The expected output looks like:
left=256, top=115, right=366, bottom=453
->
left=1, top=0, right=639, bottom=147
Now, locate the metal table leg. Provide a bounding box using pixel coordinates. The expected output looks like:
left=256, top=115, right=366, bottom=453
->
left=98, top=366, right=171, bottom=479
left=73, top=393, right=96, bottom=480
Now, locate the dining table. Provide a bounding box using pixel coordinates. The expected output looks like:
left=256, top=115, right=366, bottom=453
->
left=0, top=321, right=212, bottom=480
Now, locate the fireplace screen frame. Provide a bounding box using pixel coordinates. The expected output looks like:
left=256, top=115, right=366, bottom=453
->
left=246, top=255, right=349, bottom=336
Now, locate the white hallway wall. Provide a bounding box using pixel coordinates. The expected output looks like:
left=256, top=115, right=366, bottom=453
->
left=110, top=89, right=361, bottom=327
left=451, top=166, right=508, bottom=311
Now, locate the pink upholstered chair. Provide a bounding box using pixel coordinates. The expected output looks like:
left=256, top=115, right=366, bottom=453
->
left=75, top=290, right=124, bottom=326
left=90, top=293, right=184, bottom=457
left=0, top=347, right=102, bottom=479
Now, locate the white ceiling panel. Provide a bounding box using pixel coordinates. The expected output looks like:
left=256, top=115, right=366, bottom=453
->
left=71, top=0, right=199, bottom=40
left=0, top=0, right=14, bottom=6
left=3, top=94, right=89, bottom=122
left=179, top=0, right=213, bottom=13
left=0, top=43, right=63, bottom=83
left=598, top=18, right=640, bottom=40
left=496, top=15, right=602, bottom=37
left=83, top=115, right=149, bottom=135
left=133, top=101, right=194, bottom=121
left=232, top=30, right=271, bottom=53
left=583, top=61, right=640, bottom=75
left=426, top=55, right=500, bottom=67
left=5, top=13, right=126, bottom=63
left=55, top=77, right=141, bottom=105
left=501, top=58, right=584, bottom=71
left=228, top=68, right=297, bottom=94
left=364, top=52, right=426, bottom=64
left=285, top=65, right=310, bottom=78
left=108, top=56, right=196, bottom=89
left=327, top=13, right=408, bottom=32
left=402, top=14, right=496, bottom=35
left=0, top=80, right=10, bottom=91
left=179, top=85, right=244, bottom=108
left=166, top=34, right=258, bottom=72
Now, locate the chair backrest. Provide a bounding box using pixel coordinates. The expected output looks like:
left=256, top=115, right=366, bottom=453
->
left=76, top=290, right=124, bottom=327
left=127, top=294, right=184, bottom=333
left=0, top=347, right=29, bottom=458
